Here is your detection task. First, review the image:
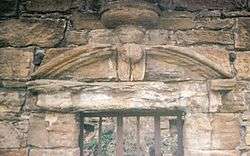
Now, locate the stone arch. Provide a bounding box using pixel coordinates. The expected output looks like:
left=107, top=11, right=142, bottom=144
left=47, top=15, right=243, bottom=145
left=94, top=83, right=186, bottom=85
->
left=32, top=44, right=232, bottom=81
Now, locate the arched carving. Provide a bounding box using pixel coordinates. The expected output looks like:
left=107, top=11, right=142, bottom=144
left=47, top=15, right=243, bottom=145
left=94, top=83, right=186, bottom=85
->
left=32, top=44, right=232, bottom=81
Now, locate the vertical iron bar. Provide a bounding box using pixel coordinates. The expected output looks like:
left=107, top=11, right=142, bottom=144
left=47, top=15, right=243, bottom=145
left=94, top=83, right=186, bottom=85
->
left=116, top=115, right=124, bottom=156
left=79, top=114, right=84, bottom=156
left=176, top=115, right=184, bottom=156
left=98, top=117, right=102, bottom=156
left=154, top=115, right=161, bottom=156
left=136, top=116, right=141, bottom=156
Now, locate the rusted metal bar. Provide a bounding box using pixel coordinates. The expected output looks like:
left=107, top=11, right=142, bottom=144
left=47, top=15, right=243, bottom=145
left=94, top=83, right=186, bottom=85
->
left=136, top=116, right=141, bottom=156
left=154, top=115, right=161, bottom=156
left=176, top=115, right=184, bottom=156
left=97, top=117, right=102, bottom=156
left=116, top=115, right=124, bottom=156
left=79, top=114, right=84, bottom=156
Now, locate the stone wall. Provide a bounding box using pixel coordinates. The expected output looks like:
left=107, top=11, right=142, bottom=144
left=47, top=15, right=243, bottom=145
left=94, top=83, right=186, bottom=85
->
left=1, top=0, right=250, bottom=156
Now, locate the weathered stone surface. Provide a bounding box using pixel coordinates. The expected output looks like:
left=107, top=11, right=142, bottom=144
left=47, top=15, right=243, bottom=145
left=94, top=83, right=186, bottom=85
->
left=42, top=47, right=72, bottom=65
left=27, top=80, right=209, bottom=113
left=0, top=149, right=28, bottom=156
left=144, top=29, right=174, bottom=45
left=0, top=91, right=26, bottom=119
left=184, top=113, right=240, bottom=151
left=211, top=114, right=240, bottom=149
left=101, top=2, right=160, bottom=28
left=172, top=0, right=236, bottom=11
left=235, top=51, right=250, bottom=80
left=159, top=18, right=195, bottom=30
left=0, top=18, right=66, bottom=47
left=219, top=91, right=248, bottom=113
left=196, top=18, right=235, bottom=30
left=184, top=113, right=212, bottom=150
left=174, top=30, right=234, bottom=45
left=0, top=0, right=18, bottom=17
left=71, top=12, right=104, bottom=30
left=242, top=113, right=250, bottom=146
left=25, top=0, right=73, bottom=12
left=65, top=30, right=88, bottom=46
left=235, top=18, right=250, bottom=50
left=29, top=148, right=79, bottom=156
left=184, top=149, right=239, bottom=156
left=210, top=79, right=237, bottom=91
left=0, top=120, right=29, bottom=148
left=88, top=29, right=119, bottom=44
left=28, top=113, right=79, bottom=148
left=115, top=26, right=145, bottom=44
left=0, top=47, right=34, bottom=80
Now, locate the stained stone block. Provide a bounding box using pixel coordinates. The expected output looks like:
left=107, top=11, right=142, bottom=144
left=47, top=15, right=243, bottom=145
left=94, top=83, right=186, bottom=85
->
left=29, top=148, right=80, bottom=156
left=235, top=18, right=250, bottom=50
left=0, top=149, right=28, bottom=156
left=0, top=18, right=66, bottom=47
left=0, top=0, right=18, bottom=17
left=25, top=0, right=73, bottom=12
left=0, top=91, right=26, bottom=120
left=174, top=30, right=234, bottom=45
left=235, top=51, right=250, bottom=80
left=0, top=120, right=29, bottom=149
left=41, top=47, right=72, bottom=65
left=28, top=113, right=79, bottom=148
left=0, top=47, right=34, bottom=80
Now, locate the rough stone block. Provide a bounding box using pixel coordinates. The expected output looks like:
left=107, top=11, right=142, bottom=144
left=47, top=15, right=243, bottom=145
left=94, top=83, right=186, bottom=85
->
left=211, top=114, right=240, bottom=149
left=183, top=113, right=212, bottom=150
left=174, top=30, right=234, bottom=45
left=25, top=0, right=73, bottom=12
left=184, top=149, right=239, bottom=156
left=88, top=29, right=119, bottom=44
left=219, top=91, right=248, bottom=113
left=235, top=18, right=250, bottom=50
left=0, top=149, right=28, bottom=156
left=159, top=18, right=195, bottom=30
left=41, top=47, right=72, bottom=65
left=172, top=0, right=236, bottom=11
left=196, top=18, right=235, bottom=30
left=28, top=113, right=79, bottom=148
left=0, top=120, right=29, bottom=148
left=65, top=30, right=88, bottom=46
left=0, top=47, right=34, bottom=80
left=29, top=148, right=79, bottom=156
left=0, top=18, right=66, bottom=47
left=235, top=51, right=250, bottom=80
left=71, top=12, right=104, bottom=30
left=0, top=91, right=26, bottom=119
left=0, top=0, right=18, bottom=17
left=144, top=29, right=174, bottom=45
